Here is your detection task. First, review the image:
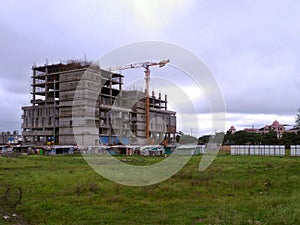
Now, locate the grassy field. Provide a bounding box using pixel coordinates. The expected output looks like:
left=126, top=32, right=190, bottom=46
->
left=0, top=152, right=299, bottom=225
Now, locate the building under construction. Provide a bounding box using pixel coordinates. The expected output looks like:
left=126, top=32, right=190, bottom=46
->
left=21, top=60, right=176, bottom=146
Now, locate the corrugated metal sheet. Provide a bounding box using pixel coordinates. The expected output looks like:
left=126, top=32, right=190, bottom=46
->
left=291, top=145, right=300, bottom=156
left=230, top=145, right=285, bottom=156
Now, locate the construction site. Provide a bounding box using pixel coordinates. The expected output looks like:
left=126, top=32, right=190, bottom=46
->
left=21, top=59, right=177, bottom=147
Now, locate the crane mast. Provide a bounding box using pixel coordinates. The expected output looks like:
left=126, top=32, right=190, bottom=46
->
left=107, top=59, right=170, bottom=142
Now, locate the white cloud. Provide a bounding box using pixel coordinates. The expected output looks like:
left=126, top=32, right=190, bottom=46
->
left=123, top=0, right=196, bottom=33
left=183, top=112, right=296, bottom=137
left=1, top=0, right=300, bottom=134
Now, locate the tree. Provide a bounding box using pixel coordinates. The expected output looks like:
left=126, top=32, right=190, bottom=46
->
left=232, top=131, right=261, bottom=145
left=198, top=135, right=210, bottom=144
left=261, top=129, right=278, bottom=145
left=175, top=131, right=185, bottom=143
left=198, top=132, right=225, bottom=145
left=179, top=134, right=198, bottom=144
left=280, top=132, right=295, bottom=147
left=223, top=131, right=234, bottom=145
left=280, top=131, right=300, bottom=147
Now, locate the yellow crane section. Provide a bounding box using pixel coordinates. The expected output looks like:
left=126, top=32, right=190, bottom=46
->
left=108, top=59, right=170, bottom=141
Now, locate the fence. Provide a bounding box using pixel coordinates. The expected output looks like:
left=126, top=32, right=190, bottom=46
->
left=176, top=145, right=207, bottom=155
left=290, top=145, right=300, bottom=156
left=230, top=145, right=285, bottom=156
left=193, top=145, right=206, bottom=155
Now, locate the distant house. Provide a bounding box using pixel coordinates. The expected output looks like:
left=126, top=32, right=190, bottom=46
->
left=228, top=125, right=236, bottom=134
left=258, top=120, right=285, bottom=138
left=284, top=127, right=300, bottom=134
left=244, top=127, right=258, bottom=133
left=231, top=120, right=298, bottom=139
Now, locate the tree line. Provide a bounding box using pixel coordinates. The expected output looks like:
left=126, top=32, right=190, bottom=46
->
left=198, top=108, right=300, bottom=147
left=198, top=129, right=300, bottom=147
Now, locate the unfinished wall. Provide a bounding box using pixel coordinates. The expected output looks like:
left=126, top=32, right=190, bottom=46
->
left=22, top=60, right=177, bottom=146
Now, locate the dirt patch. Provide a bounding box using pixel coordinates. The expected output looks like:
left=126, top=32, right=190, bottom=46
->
left=0, top=206, right=29, bottom=225
left=0, top=185, right=29, bottom=225
left=220, top=145, right=231, bottom=151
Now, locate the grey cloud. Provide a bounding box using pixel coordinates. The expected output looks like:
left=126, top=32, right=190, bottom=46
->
left=1, top=0, right=300, bottom=132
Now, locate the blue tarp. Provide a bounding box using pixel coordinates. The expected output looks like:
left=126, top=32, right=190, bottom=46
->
left=100, top=136, right=130, bottom=145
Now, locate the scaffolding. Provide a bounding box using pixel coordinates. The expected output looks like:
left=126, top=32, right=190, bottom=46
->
left=21, top=60, right=176, bottom=145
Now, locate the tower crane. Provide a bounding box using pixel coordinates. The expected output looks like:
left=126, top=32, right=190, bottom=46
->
left=107, top=59, right=170, bottom=141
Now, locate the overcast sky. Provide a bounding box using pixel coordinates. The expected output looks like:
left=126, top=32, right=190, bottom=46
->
left=1, top=0, right=299, bottom=136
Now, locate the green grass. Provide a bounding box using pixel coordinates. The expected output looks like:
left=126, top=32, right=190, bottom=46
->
left=0, top=153, right=299, bottom=225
